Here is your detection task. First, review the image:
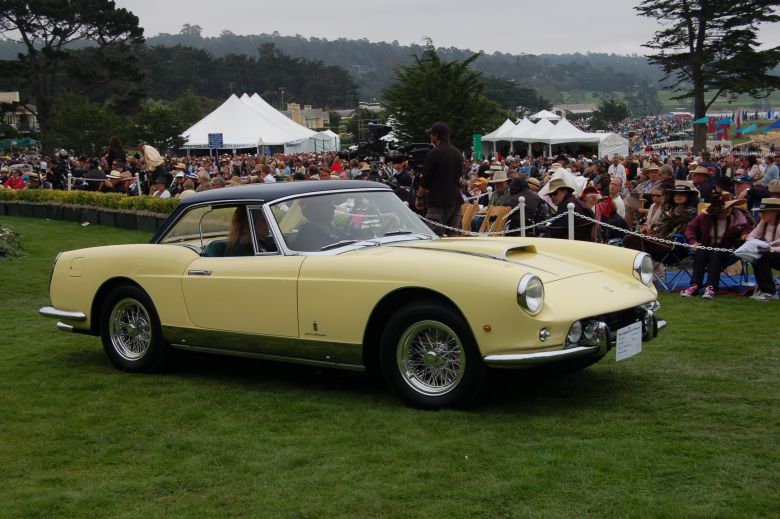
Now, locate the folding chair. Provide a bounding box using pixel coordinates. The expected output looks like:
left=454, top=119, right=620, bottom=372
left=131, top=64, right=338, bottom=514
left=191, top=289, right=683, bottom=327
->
left=654, top=234, right=694, bottom=290
left=478, top=206, right=511, bottom=235
left=461, top=202, right=478, bottom=236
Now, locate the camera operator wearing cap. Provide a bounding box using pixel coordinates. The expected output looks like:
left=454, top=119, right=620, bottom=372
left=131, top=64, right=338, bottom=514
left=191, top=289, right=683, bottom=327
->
left=416, top=122, right=463, bottom=236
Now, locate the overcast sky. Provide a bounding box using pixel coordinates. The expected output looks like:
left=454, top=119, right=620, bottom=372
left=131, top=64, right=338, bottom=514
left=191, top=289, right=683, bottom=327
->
left=115, top=0, right=780, bottom=56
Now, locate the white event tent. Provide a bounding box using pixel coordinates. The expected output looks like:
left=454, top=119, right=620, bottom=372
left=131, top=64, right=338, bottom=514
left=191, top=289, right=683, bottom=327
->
left=481, top=117, right=629, bottom=157
left=482, top=119, right=517, bottom=142
left=529, top=109, right=561, bottom=121
left=182, top=93, right=340, bottom=153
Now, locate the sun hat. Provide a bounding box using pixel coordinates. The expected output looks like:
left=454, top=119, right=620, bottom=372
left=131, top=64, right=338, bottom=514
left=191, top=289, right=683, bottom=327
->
left=768, top=179, right=780, bottom=194
left=691, top=165, right=713, bottom=175
left=489, top=170, right=508, bottom=183
left=644, top=164, right=659, bottom=172
left=360, top=162, right=371, bottom=172
left=107, top=170, right=122, bottom=180
left=547, top=177, right=573, bottom=194
left=527, top=177, right=541, bottom=189
left=756, top=198, right=780, bottom=211
left=667, top=180, right=699, bottom=194
left=472, top=177, right=488, bottom=188
left=488, top=164, right=503, bottom=175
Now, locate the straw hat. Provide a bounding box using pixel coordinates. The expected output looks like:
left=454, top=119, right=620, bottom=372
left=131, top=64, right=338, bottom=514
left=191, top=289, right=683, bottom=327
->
left=107, top=170, right=122, bottom=180
left=667, top=180, right=699, bottom=194
left=691, top=165, right=713, bottom=175
left=488, top=164, right=503, bottom=175
left=489, top=170, right=508, bottom=183
left=527, top=177, right=541, bottom=189
left=756, top=197, right=780, bottom=212
left=174, top=162, right=186, bottom=170
left=769, top=179, right=780, bottom=194
left=547, top=177, right=572, bottom=194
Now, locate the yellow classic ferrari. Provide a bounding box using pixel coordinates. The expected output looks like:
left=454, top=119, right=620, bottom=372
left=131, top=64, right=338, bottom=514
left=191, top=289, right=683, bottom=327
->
left=40, top=181, right=665, bottom=408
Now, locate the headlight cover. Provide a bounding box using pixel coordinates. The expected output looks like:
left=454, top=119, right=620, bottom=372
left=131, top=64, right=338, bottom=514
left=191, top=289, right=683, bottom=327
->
left=633, top=253, right=653, bottom=286
left=517, top=274, right=545, bottom=315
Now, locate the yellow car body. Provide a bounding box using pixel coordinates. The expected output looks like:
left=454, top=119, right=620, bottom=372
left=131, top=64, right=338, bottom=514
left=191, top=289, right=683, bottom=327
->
left=41, top=181, right=665, bottom=408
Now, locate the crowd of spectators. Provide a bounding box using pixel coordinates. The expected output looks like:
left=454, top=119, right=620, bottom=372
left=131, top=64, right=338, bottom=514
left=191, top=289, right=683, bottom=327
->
left=1, top=134, right=778, bottom=300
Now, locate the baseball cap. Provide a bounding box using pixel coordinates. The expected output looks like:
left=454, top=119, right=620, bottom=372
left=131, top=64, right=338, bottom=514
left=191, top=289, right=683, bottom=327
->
left=425, top=122, right=449, bottom=135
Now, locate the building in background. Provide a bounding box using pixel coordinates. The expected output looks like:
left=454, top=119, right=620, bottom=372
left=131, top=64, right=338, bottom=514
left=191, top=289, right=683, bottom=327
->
left=283, top=103, right=328, bottom=129
left=0, top=91, right=39, bottom=134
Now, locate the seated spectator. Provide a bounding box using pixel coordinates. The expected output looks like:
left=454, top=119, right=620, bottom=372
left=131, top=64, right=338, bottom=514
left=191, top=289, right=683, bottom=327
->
left=681, top=195, right=752, bottom=299
left=3, top=168, right=25, bottom=189
left=507, top=178, right=546, bottom=234
left=623, top=181, right=698, bottom=262
left=608, top=176, right=626, bottom=219
left=745, top=198, right=780, bottom=301
left=546, top=177, right=595, bottom=241
left=150, top=178, right=171, bottom=198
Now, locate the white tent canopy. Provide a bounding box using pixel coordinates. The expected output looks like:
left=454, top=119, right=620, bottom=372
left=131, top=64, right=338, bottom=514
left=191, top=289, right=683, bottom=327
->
left=182, top=93, right=324, bottom=152
left=596, top=133, right=629, bottom=158
left=482, top=119, right=517, bottom=142
left=533, top=118, right=590, bottom=144
left=529, top=109, right=561, bottom=121
left=502, top=117, right=536, bottom=141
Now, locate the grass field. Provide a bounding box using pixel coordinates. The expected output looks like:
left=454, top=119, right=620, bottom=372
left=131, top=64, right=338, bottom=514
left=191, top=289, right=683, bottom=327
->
left=1, top=216, right=778, bottom=518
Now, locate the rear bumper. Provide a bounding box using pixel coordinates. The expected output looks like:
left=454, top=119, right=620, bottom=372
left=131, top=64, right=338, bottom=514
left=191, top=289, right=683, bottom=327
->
left=484, top=301, right=666, bottom=368
left=39, top=306, right=86, bottom=322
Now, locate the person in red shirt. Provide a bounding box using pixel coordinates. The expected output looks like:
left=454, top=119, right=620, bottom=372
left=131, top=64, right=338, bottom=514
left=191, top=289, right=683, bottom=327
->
left=3, top=168, right=25, bottom=189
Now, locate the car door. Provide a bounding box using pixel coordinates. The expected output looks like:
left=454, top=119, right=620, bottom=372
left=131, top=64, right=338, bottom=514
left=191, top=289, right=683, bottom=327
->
left=181, top=205, right=303, bottom=338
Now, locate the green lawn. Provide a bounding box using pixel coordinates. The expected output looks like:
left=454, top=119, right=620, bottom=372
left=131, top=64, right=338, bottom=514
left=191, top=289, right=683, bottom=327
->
left=0, top=216, right=778, bottom=518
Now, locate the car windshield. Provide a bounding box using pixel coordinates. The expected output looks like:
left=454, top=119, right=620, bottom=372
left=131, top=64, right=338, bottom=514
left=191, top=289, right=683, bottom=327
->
left=269, top=190, right=437, bottom=252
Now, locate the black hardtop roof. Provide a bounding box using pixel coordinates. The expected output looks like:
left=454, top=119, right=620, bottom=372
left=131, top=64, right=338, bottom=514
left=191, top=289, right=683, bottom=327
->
left=177, top=180, right=389, bottom=208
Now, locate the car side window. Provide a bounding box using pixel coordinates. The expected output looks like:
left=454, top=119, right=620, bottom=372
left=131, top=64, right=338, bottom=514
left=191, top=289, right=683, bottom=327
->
left=248, top=208, right=279, bottom=254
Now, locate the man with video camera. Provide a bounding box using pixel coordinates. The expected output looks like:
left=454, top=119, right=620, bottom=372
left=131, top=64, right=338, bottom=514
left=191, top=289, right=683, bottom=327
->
left=415, top=122, right=462, bottom=236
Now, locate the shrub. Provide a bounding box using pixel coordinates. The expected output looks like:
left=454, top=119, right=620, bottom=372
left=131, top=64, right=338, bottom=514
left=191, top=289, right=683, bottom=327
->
left=0, top=226, right=26, bottom=258
left=0, top=189, right=178, bottom=214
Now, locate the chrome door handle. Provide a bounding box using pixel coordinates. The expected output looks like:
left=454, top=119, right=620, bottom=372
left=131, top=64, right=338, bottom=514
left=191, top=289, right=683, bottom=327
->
left=187, top=270, right=212, bottom=276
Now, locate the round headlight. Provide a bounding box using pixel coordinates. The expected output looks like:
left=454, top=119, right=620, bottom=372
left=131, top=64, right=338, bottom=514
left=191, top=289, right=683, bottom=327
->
left=634, top=253, right=653, bottom=286
left=567, top=321, right=582, bottom=345
left=583, top=320, right=598, bottom=341
left=518, top=274, right=545, bottom=315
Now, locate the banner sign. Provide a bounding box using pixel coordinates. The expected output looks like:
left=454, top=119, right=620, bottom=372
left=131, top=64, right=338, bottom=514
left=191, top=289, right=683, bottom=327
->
left=472, top=133, right=482, bottom=161
left=208, top=133, right=224, bottom=149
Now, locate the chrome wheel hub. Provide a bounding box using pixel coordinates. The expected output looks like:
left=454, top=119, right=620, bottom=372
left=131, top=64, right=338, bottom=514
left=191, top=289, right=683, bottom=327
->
left=397, top=320, right=466, bottom=396
left=109, top=298, right=152, bottom=361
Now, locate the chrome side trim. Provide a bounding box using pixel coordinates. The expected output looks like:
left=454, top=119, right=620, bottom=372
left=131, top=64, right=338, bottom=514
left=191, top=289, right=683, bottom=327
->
left=172, top=344, right=365, bottom=372
left=162, top=325, right=364, bottom=371
left=39, top=306, right=86, bottom=322
left=56, top=322, right=74, bottom=332
left=484, top=345, right=601, bottom=367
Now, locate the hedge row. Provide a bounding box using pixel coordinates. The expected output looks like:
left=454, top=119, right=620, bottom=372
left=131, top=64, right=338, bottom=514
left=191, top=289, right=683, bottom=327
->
left=0, top=189, right=178, bottom=214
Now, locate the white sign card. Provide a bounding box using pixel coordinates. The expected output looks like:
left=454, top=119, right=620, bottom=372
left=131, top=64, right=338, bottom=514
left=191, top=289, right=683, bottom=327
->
left=615, top=321, right=642, bottom=361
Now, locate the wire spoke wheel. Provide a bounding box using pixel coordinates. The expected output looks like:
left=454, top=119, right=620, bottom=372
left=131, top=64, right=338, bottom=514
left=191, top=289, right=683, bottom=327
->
left=109, top=298, right=152, bottom=362
left=396, top=320, right=466, bottom=396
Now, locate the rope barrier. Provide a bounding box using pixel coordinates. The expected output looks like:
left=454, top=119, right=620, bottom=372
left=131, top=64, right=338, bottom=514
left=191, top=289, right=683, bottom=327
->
left=417, top=205, right=737, bottom=253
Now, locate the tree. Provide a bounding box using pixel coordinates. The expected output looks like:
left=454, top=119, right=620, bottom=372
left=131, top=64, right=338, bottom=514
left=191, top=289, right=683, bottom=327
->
left=130, top=101, right=186, bottom=152
left=382, top=41, right=506, bottom=150
left=0, top=0, right=144, bottom=151
left=636, top=0, right=780, bottom=152
left=591, top=98, right=631, bottom=129
left=480, top=76, right=550, bottom=113
left=49, top=93, right=124, bottom=156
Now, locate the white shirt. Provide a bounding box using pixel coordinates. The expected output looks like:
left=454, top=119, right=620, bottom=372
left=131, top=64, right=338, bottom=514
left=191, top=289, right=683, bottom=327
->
left=612, top=195, right=626, bottom=219
left=608, top=164, right=626, bottom=184
left=152, top=188, right=171, bottom=198
left=263, top=173, right=277, bottom=183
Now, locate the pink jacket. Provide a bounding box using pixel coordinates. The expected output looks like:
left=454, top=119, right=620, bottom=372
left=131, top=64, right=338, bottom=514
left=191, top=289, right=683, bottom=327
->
left=748, top=220, right=780, bottom=253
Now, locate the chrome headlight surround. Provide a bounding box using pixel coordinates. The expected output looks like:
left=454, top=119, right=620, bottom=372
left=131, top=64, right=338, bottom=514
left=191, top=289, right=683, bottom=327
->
left=633, top=252, right=653, bottom=286
left=517, top=274, right=545, bottom=316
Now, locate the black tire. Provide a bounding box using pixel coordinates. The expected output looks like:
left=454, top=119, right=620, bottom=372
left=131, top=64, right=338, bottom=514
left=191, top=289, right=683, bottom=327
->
left=100, top=284, right=170, bottom=372
left=379, top=300, right=486, bottom=409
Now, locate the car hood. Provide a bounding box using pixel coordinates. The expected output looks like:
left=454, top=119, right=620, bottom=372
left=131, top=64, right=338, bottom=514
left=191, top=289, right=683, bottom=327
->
left=384, top=237, right=600, bottom=282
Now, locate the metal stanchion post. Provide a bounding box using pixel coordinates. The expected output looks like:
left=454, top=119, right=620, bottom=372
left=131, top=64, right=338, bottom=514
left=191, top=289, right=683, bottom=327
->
left=567, top=202, right=575, bottom=240
left=135, top=173, right=142, bottom=196
left=519, top=196, right=526, bottom=237
left=67, top=173, right=72, bottom=192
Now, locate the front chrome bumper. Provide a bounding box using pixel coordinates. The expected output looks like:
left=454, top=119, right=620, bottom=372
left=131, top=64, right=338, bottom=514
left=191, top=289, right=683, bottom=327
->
left=484, top=301, right=666, bottom=368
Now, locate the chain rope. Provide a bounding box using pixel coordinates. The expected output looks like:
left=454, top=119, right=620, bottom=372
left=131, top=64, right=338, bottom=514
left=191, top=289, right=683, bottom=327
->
left=418, top=207, right=737, bottom=252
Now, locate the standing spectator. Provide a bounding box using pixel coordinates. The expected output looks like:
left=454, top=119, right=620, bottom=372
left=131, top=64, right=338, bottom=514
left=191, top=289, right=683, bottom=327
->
left=105, top=136, right=127, bottom=168
left=415, top=122, right=463, bottom=236
left=608, top=156, right=626, bottom=186
left=136, top=140, right=169, bottom=190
